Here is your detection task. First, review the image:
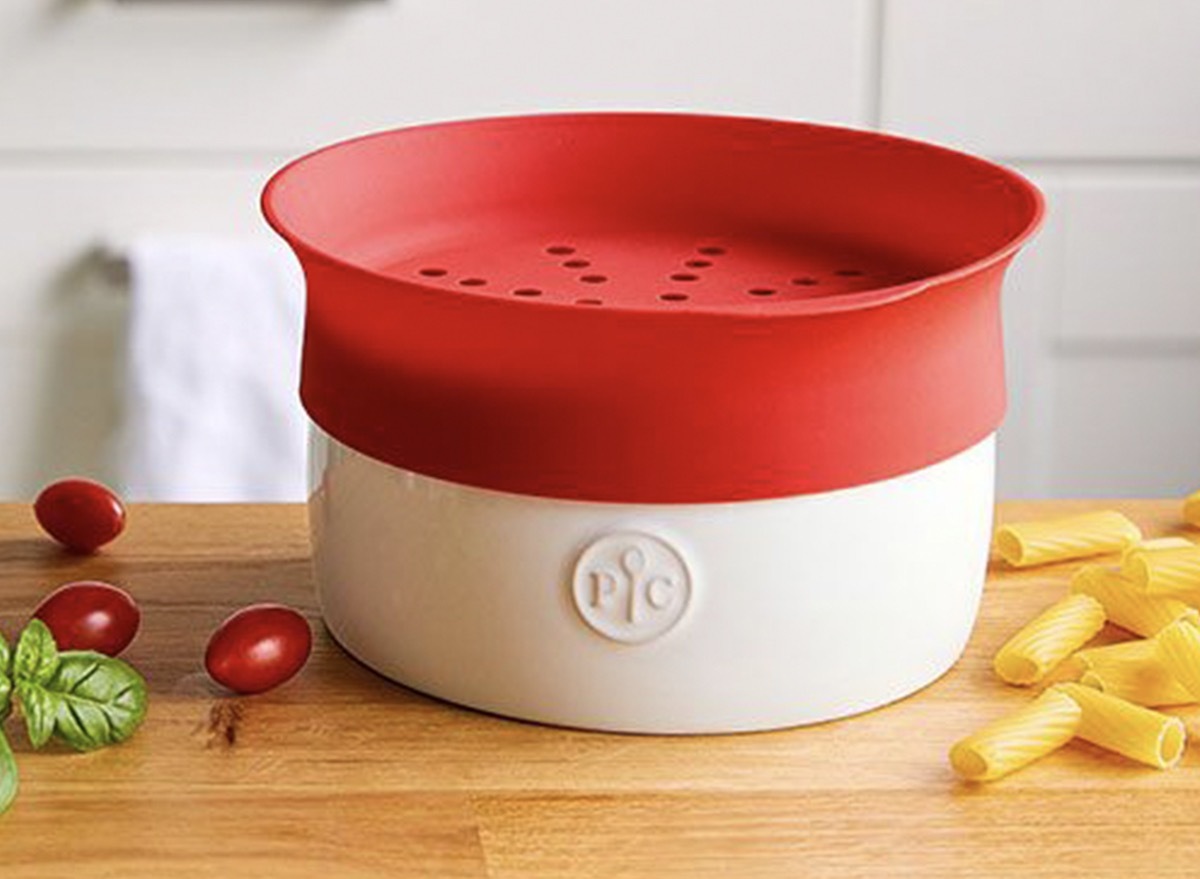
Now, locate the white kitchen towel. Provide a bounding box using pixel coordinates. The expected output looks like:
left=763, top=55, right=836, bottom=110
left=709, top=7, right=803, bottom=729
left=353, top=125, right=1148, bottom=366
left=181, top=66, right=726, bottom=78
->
left=119, top=236, right=307, bottom=501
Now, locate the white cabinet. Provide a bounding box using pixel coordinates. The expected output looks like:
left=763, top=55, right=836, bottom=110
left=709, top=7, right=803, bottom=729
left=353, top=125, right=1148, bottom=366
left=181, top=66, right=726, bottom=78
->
left=0, top=165, right=277, bottom=333
left=1050, top=357, right=1200, bottom=497
left=883, top=1, right=1200, bottom=496
left=1057, top=174, right=1200, bottom=341
left=882, top=0, right=1200, bottom=158
left=998, top=167, right=1200, bottom=498
left=0, top=0, right=869, bottom=152
left=0, top=165, right=277, bottom=494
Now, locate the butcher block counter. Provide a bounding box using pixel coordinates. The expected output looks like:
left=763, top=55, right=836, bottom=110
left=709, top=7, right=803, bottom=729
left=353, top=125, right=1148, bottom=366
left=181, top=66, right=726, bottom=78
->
left=1, top=501, right=1198, bottom=878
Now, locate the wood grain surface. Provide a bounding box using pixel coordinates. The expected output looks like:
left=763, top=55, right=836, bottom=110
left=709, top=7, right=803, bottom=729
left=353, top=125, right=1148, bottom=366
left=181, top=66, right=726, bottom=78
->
left=1, top=501, right=1199, bottom=877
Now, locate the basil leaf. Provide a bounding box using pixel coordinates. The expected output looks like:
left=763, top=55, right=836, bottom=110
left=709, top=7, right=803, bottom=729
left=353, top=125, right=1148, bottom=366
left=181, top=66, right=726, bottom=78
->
left=0, top=729, right=16, bottom=816
left=0, top=630, right=10, bottom=724
left=42, top=652, right=148, bottom=752
left=15, top=682, right=56, bottom=749
left=12, top=620, right=62, bottom=746
left=13, top=620, right=58, bottom=686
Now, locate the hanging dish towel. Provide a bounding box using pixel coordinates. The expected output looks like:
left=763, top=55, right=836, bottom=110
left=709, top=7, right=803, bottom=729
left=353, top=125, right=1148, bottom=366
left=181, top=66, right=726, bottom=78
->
left=119, top=236, right=307, bottom=501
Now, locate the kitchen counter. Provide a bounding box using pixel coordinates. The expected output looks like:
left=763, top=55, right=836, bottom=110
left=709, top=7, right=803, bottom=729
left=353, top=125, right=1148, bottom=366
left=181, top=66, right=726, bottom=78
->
left=1, top=501, right=1198, bottom=877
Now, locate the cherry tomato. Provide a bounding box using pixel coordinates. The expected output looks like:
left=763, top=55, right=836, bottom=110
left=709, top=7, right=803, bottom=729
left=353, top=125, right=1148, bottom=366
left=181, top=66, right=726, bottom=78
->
left=205, top=604, right=312, bottom=695
left=34, top=477, right=126, bottom=554
left=33, top=580, right=141, bottom=656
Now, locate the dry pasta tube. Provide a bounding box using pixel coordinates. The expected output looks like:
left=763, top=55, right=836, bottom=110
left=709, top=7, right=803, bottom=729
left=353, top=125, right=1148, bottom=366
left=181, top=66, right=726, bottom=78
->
left=1076, top=638, right=1192, bottom=706
left=950, top=689, right=1082, bottom=782
left=1184, top=490, right=1200, bottom=529
left=1155, top=618, right=1200, bottom=701
left=1075, top=637, right=1159, bottom=666
left=1078, top=670, right=1192, bottom=708
left=994, top=594, right=1106, bottom=685
left=1070, top=564, right=1198, bottom=637
left=1053, top=682, right=1186, bottom=769
left=1122, top=545, right=1200, bottom=598
left=1122, top=536, right=1192, bottom=562
left=994, top=511, right=1142, bottom=568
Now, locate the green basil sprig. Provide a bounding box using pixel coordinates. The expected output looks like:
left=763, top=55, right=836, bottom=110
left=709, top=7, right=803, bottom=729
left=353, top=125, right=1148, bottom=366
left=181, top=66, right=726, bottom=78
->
left=13, top=620, right=147, bottom=751
left=0, top=619, right=149, bottom=816
left=0, top=724, right=15, bottom=817
left=0, top=631, right=11, bottom=724
left=0, top=631, right=15, bottom=815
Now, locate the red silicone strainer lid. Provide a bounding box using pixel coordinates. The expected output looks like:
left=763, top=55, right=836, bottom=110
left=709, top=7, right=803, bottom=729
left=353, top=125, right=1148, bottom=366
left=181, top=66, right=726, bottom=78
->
left=263, top=112, right=1043, bottom=503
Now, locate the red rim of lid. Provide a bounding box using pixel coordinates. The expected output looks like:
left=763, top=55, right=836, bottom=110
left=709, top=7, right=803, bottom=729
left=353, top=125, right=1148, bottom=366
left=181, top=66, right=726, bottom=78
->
left=263, top=112, right=1044, bottom=503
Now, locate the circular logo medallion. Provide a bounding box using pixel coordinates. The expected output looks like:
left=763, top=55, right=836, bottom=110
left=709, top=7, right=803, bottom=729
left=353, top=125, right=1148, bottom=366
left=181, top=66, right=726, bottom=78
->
left=571, top=531, right=693, bottom=644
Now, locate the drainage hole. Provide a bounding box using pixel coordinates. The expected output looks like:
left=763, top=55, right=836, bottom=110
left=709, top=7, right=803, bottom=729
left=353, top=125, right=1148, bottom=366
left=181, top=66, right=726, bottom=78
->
left=546, top=245, right=576, bottom=255
left=562, top=258, right=590, bottom=269
left=660, top=293, right=689, bottom=302
left=580, top=274, right=608, bottom=284
left=459, top=277, right=487, bottom=287
left=669, top=273, right=699, bottom=282
left=684, top=259, right=713, bottom=269
left=576, top=298, right=603, bottom=306
left=748, top=287, right=777, bottom=297
left=834, top=268, right=864, bottom=277
left=791, top=277, right=819, bottom=286
left=513, top=288, right=543, bottom=297
left=697, top=246, right=726, bottom=256
left=418, top=267, right=448, bottom=277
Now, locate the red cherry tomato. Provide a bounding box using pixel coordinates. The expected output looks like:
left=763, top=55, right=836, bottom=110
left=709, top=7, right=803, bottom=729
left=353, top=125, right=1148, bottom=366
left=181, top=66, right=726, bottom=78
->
left=34, top=478, right=126, bottom=554
left=205, top=604, right=312, bottom=695
left=33, top=580, right=141, bottom=656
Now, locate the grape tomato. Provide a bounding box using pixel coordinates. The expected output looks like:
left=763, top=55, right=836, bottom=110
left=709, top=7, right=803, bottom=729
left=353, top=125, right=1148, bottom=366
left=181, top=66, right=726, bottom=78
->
left=34, top=478, right=126, bottom=554
left=205, top=604, right=312, bottom=695
left=33, top=580, right=141, bottom=656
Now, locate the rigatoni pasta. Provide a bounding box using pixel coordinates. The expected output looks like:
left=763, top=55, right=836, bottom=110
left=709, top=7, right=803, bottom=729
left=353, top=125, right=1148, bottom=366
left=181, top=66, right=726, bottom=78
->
left=951, top=504, right=1200, bottom=783
left=1078, top=670, right=1192, bottom=707
left=1154, top=618, right=1200, bottom=701
left=1122, top=545, right=1200, bottom=598
left=1184, top=490, right=1200, bottom=529
left=1069, top=564, right=1197, bottom=637
left=1122, top=536, right=1192, bottom=562
left=993, top=594, right=1106, bottom=685
left=950, top=689, right=1082, bottom=782
left=1074, top=638, right=1158, bottom=666
left=1076, top=638, right=1192, bottom=707
left=1053, top=683, right=1186, bottom=769
left=994, top=511, right=1142, bottom=568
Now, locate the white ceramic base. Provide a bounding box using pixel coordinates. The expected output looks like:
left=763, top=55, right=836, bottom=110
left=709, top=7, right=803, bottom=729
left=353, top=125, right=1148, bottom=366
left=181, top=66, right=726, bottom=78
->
left=308, top=432, right=996, bottom=734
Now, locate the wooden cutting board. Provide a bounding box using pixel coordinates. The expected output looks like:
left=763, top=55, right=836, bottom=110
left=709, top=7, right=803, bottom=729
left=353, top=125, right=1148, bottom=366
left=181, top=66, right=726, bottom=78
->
left=1, top=500, right=1198, bottom=878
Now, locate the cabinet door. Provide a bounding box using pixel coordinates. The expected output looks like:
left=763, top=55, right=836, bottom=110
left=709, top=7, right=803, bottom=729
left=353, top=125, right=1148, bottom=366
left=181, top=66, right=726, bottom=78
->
left=0, top=0, right=869, bottom=152
left=0, top=165, right=275, bottom=495
left=883, top=0, right=1200, bottom=158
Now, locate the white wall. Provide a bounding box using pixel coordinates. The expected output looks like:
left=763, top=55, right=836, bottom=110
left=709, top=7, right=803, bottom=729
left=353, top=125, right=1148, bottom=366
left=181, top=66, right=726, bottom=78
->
left=0, top=0, right=1197, bottom=499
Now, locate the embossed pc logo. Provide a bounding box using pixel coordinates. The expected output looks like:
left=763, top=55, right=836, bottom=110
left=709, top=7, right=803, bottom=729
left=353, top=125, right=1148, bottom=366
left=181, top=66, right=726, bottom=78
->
left=571, top=531, right=692, bottom=644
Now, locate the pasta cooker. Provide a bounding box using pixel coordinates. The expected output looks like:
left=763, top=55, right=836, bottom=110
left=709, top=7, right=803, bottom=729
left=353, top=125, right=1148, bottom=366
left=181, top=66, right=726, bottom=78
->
left=263, top=113, right=1043, bottom=733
